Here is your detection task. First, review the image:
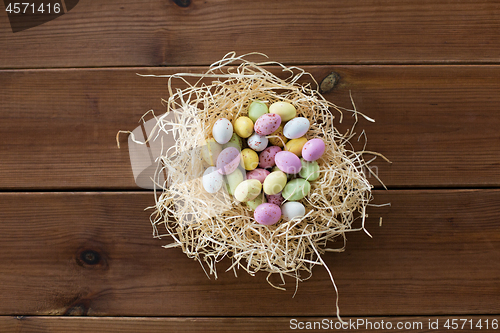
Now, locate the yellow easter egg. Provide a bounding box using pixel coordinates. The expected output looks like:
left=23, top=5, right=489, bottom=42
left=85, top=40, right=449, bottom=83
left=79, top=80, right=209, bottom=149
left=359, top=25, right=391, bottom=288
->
left=269, top=101, right=297, bottom=121
left=285, top=137, right=308, bottom=157
left=263, top=171, right=288, bottom=195
left=241, top=148, right=259, bottom=171
left=268, top=125, right=288, bottom=148
left=234, top=116, right=254, bottom=138
left=234, top=179, right=262, bottom=202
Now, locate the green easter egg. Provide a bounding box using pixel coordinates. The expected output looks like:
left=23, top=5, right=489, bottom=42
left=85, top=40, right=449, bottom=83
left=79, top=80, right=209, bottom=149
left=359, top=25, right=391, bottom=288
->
left=282, top=178, right=311, bottom=201
left=248, top=100, right=269, bottom=122
left=298, top=159, right=320, bottom=181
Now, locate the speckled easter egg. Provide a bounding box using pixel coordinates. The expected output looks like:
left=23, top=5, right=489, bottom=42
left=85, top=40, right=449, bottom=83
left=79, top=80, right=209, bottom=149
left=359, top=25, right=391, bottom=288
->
left=247, top=194, right=266, bottom=210
left=202, top=166, right=223, bottom=194
left=247, top=133, right=268, bottom=152
left=302, top=138, right=326, bottom=161
left=274, top=151, right=302, bottom=174
left=268, top=124, right=288, bottom=148
left=254, top=113, right=281, bottom=136
left=269, top=101, right=296, bottom=122
left=212, top=118, right=233, bottom=144
left=283, top=117, right=310, bottom=139
left=234, top=179, right=262, bottom=202
left=225, top=168, right=245, bottom=195
left=241, top=148, right=259, bottom=171
left=254, top=203, right=281, bottom=225
left=298, top=158, right=320, bottom=181
left=201, top=138, right=222, bottom=166
left=216, top=147, right=241, bottom=175
left=258, top=145, right=281, bottom=169
left=282, top=178, right=311, bottom=201
left=266, top=192, right=283, bottom=206
left=285, top=137, right=307, bottom=157
left=248, top=100, right=269, bottom=122
left=263, top=170, right=288, bottom=195
left=246, top=168, right=270, bottom=184
left=233, top=116, right=254, bottom=138
left=281, top=201, right=306, bottom=221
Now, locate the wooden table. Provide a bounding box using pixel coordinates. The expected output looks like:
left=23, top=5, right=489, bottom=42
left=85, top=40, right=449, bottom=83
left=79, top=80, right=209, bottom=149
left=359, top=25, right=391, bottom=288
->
left=1, top=1, right=499, bottom=332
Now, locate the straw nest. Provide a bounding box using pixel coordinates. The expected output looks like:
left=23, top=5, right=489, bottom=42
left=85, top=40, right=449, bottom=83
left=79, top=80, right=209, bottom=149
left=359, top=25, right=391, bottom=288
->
left=124, top=53, right=387, bottom=319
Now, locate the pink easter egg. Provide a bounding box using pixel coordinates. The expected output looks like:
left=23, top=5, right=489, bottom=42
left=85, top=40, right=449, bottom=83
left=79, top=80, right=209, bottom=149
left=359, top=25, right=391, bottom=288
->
left=266, top=192, right=283, bottom=206
left=254, top=113, right=281, bottom=136
left=254, top=203, right=282, bottom=225
left=216, top=147, right=241, bottom=175
left=274, top=151, right=302, bottom=174
left=246, top=168, right=271, bottom=184
left=258, top=145, right=281, bottom=169
left=302, top=138, right=326, bottom=161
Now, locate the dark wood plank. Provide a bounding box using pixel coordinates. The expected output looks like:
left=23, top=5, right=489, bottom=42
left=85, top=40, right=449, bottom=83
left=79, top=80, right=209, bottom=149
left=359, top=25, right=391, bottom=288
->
left=2, top=316, right=499, bottom=332
left=1, top=66, right=499, bottom=189
left=1, top=0, right=500, bottom=68
left=0, top=190, right=498, bottom=316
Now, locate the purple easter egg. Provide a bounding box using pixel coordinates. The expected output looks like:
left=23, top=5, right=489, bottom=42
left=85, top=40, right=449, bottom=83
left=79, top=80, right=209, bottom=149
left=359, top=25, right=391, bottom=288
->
left=266, top=192, right=283, bottom=206
left=254, top=203, right=282, bottom=225
left=259, top=145, right=281, bottom=169
left=246, top=168, right=271, bottom=184
left=254, top=113, right=281, bottom=136
left=216, top=147, right=241, bottom=175
left=274, top=151, right=302, bottom=174
left=302, top=138, right=326, bottom=161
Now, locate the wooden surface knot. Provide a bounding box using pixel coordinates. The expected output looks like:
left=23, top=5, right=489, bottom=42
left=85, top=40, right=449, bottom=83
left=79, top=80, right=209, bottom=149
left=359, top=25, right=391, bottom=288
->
left=76, top=248, right=107, bottom=269
left=319, top=72, right=340, bottom=94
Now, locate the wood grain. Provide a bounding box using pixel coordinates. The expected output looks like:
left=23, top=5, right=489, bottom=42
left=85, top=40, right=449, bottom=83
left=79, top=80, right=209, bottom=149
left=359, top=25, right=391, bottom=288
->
left=1, top=0, right=500, bottom=68
left=0, top=190, right=498, bottom=316
left=2, top=316, right=499, bottom=332
left=1, top=66, right=499, bottom=189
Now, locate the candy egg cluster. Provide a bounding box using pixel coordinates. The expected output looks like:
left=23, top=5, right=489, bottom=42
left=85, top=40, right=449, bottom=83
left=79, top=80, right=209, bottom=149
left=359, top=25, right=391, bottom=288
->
left=202, top=100, right=326, bottom=225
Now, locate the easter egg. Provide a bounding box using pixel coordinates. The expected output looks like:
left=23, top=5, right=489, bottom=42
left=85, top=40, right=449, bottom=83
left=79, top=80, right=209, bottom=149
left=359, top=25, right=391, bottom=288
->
left=224, top=133, right=242, bottom=150
left=216, top=147, right=241, bottom=175
left=281, top=201, right=306, bottom=221
left=234, top=179, right=262, bottom=202
left=247, top=133, right=268, bottom=152
left=282, top=178, right=311, bottom=201
left=274, top=151, right=302, bottom=174
left=254, top=203, right=281, bottom=225
left=202, top=166, right=223, bottom=193
left=254, top=113, right=281, bottom=136
left=212, top=118, right=233, bottom=144
left=266, top=192, right=283, bottom=206
left=225, top=168, right=245, bottom=196
left=268, top=124, right=288, bottom=148
left=283, top=117, right=310, bottom=139
left=248, top=100, right=269, bottom=122
left=298, top=159, right=320, bottom=181
left=302, top=138, right=326, bottom=161
left=259, top=145, right=281, bottom=169
left=246, top=168, right=270, bottom=184
left=201, top=138, right=222, bottom=166
left=241, top=148, right=259, bottom=171
left=234, top=116, right=254, bottom=138
left=263, top=170, right=287, bottom=195
left=269, top=101, right=296, bottom=122
left=285, top=137, right=307, bottom=157
left=247, top=193, right=266, bottom=210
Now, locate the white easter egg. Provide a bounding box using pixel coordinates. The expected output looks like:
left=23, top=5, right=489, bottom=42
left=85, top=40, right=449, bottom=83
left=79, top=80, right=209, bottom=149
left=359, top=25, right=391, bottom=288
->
left=202, top=166, right=223, bottom=193
left=247, top=133, right=269, bottom=152
left=212, top=118, right=233, bottom=144
left=281, top=201, right=306, bottom=220
left=283, top=117, right=310, bottom=139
